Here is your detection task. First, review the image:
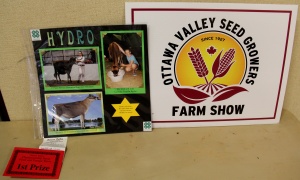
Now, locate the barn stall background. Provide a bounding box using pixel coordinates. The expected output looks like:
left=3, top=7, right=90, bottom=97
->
left=102, top=32, right=145, bottom=89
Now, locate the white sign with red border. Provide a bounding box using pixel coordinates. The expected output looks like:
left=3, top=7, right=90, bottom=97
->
left=125, top=3, right=298, bottom=128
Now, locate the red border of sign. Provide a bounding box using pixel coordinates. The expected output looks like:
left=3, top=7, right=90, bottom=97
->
left=131, top=8, right=293, bottom=123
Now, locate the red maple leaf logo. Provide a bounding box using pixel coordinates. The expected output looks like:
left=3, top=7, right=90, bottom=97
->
left=207, top=46, right=217, bottom=55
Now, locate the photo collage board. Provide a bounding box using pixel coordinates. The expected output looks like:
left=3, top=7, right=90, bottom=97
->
left=30, top=25, right=151, bottom=137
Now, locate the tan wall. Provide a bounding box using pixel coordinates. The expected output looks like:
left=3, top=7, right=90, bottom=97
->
left=0, top=0, right=299, bottom=121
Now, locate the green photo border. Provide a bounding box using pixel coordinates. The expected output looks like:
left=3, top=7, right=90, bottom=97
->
left=45, top=92, right=106, bottom=136
left=39, top=47, right=102, bottom=91
left=100, top=30, right=146, bottom=95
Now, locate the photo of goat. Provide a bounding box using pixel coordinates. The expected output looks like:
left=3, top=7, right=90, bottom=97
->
left=39, top=47, right=102, bottom=91
left=45, top=93, right=105, bottom=135
left=101, top=32, right=145, bottom=90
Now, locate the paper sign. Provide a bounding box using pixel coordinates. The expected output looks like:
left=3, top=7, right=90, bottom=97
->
left=3, top=147, right=64, bottom=179
left=126, top=2, right=298, bottom=127
left=39, top=137, right=68, bottom=151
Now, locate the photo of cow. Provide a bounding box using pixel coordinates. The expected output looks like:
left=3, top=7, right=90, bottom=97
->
left=39, top=47, right=102, bottom=91
left=101, top=32, right=146, bottom=92
left=45, top=92, right=105, bottom=136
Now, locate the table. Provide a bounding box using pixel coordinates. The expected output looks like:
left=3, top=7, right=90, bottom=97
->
left=1, top=109, right=300, bottom=179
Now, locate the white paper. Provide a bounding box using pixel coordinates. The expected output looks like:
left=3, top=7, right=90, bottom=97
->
left=39, top=137, right=68, bottom=151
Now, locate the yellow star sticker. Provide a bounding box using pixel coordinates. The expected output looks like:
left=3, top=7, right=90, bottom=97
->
left=112, top=98, right=140, bottom=122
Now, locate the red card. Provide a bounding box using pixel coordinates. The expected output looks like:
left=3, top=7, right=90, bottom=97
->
left=3, top=147, right=64, bottom=179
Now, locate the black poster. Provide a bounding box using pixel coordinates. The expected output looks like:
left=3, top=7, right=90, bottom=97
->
left=30, top=25, right=151, bottom=137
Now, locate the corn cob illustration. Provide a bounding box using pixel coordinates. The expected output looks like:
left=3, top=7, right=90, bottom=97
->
left=188, top=47, right=209, bottom=84
left=210, top=48, right=235, bottom=84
